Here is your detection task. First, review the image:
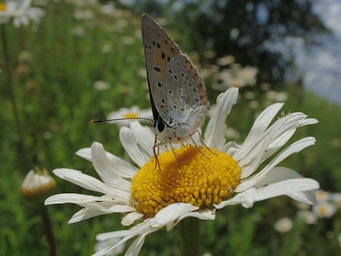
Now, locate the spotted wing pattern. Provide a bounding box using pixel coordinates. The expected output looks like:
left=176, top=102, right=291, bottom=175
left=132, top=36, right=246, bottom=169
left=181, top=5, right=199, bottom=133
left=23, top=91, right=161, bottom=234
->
left=141, top=13, right=209, bottom=141
left=141, top=14, right=180, bottom=120
left=160, top=54, right=209, bottom=131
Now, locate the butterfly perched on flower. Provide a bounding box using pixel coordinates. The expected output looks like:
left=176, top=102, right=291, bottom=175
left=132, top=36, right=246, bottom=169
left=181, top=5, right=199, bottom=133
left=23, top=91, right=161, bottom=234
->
left=141, top=13, right=209, bottom=153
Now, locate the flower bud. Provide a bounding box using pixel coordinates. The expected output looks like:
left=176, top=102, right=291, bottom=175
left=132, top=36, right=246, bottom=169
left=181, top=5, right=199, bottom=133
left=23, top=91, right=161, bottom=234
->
left=21, top=169, right=56, bottom=205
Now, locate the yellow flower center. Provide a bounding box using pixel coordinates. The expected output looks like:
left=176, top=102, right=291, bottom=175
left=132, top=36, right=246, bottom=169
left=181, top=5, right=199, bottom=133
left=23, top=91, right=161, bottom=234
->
left=122, top=112, right=139, bottom=119
left=0, top=4, right=6, bottom=11
left=130, top=145, right=241, bottom=218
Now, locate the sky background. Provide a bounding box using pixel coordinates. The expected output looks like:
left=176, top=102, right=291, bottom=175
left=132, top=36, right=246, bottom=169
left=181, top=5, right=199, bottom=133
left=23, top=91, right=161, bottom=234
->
left=120, top=0, right=341, bottom=107
left=301, top=0, right=341, bottom=106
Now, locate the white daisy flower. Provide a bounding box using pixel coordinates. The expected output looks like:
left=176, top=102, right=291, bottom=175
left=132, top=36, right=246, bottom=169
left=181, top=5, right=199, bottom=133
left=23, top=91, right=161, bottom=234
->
left=315, top=189, right=331, bottom=202
left=106, top=106, right=153, bottom=127
left=312, top=201, right=336, bottom=218
left=94, top=80, right=111, bottom=91
left=0, top=0, right=45, bottom=27
left=45, top=88, right=319, bottom=255
left=297, top=210, right=317, bottom=224
left=274, top=217, right=293, bottom=233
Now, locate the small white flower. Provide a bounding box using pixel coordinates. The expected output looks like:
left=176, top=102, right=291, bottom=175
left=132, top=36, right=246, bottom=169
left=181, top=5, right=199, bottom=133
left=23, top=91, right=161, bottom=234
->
left=71, top=25, right=85, bottom=37
left=312, top=201, right=336, bottom=218
left=330, top=192, right=341, bottom=207
left=106, top=106, right=152, bottom=127
left=0, top=0, right=45, bottom=27
left=213, top=65, right=258, bottom=90
left=274, top=217, right=293, bottom=233
left=296, top=202, right=311, bottom=211
left=315, top=189, right=331, bottom=202
left=73, top=8, right=93, bottom=20
left=45, top=88, right=319, bottom=256
left=121, top=36, right=135, bottom=45
left=101, top=42, right=112, bottom=53
left=94, top=80, right=111, bottom=91
left=266, top=91, right=288, bottom=103
left=216, top=55, right=235, bottom=66
left=297, top=210, right=317, bottom=224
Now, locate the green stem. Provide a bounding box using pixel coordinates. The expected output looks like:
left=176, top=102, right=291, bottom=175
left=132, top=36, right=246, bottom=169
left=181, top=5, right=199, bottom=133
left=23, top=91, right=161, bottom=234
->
left=41, top=206, right=56, bottom=256
left=178, top=218, right=200, bottom=256
left=1, top=24, right=29, bottom=168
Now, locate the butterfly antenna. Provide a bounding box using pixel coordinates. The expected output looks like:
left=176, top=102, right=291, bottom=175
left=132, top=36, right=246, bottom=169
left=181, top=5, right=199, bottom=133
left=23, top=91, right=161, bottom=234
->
left=91, top=117, right=154, bottom=124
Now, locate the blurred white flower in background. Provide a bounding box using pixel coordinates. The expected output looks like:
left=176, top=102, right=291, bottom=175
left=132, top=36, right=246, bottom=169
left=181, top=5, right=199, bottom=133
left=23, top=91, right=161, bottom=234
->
left=0, top=0, right=45, bottom=27
left=107, top=106, right=152, bottom=127
left=94, top=80, right=111, bottom=91
left=274, top=217, right=293, bottom=233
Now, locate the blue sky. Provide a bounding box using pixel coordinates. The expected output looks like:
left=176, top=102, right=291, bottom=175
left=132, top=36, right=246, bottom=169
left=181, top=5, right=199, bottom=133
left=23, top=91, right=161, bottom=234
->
left=301, top=0, right=341, bottom=106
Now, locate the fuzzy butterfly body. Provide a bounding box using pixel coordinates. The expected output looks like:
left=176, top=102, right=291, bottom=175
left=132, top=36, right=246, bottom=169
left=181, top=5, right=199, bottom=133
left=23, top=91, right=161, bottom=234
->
left=141, top=14, right=209, bottom=146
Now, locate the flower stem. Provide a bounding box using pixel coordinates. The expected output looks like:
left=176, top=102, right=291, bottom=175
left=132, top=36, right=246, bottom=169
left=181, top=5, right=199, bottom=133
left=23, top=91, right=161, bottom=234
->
left=179, top=218, right=200, bottom=256
left=1, top=24, right=29, bottom=168
left=40, top=206, right=56, bottom=256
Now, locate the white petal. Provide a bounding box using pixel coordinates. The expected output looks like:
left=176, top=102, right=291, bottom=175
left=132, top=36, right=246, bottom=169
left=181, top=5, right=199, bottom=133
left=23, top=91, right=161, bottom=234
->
left=125, top=234, right=147, bottom=256
left=68, top=204, right=135, bottom=223
left=120, top=127, right=149, bottom=167
left=53, top=168, right=114, bottom=194
left=230, top=103, right=283, bottom=159
left=153, top=203, right=199, bottom=227
left=91, top=142, right=131, bottom=191
left=236, top=137, right=316, bottom=191
left=287, top=190, right=317, bottom=205
left=94, top=233, right=135, bottom=256
left=76, top=147, right=92, bottom=160
left=166, top=208, right=215, bottom=231
left=77, top=144, right=137, bottom=179
left=232, top=109, right=316, bottom=180
left=95, top=220, right=159, bottom=256
left=69, top=208, right=107, bottom=223
left=218, top=178, right=319, bottom=209
left=253, top=166, right=301, bottom=187
left=97, top=219, right=156, bottom=241
left=204, top=88, right=238, bottom=149
left=252, top=178, right=319, bottom=203
left=121, top=212, right=144, bottom=226
left=253, top=166, right=318, bottom=205
left=45, top=193, right=111, bottom=205
left=104, top=151, right=138, bottom=178
left=130, top=121, right=154, bottom=158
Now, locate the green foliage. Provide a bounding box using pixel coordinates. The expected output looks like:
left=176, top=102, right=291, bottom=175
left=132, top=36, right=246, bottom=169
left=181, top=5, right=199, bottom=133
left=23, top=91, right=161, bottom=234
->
left=161, top=0, right=328, bottom=86
left=0, top=1, right=340, bottom=255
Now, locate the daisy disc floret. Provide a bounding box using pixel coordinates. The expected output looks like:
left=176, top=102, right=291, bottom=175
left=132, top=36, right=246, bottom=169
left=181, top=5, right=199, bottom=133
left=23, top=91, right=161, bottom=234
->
left=45, top=88, right=319, bottom=255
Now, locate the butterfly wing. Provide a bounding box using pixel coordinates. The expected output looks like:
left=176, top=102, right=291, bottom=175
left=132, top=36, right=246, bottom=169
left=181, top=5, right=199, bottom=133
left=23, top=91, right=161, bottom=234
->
left=160, top=54, right=209, bottom=132
left=141, top=13, right=180, bottom=120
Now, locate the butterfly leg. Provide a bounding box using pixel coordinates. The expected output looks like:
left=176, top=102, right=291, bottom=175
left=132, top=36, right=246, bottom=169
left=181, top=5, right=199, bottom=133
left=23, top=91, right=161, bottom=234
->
left=153, top=136, right=161, bottom=170
left=169, top=142, right=180, bottom=165
left=195, top=130, right=217, bottom=155
left=189, top=130, right=217, bottom=158
left=189, top=134, right=209, bottom=158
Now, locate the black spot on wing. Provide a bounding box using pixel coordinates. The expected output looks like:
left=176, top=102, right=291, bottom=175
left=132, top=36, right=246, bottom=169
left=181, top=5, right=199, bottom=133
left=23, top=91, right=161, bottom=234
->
left=154, top=66, right=161, bottom=72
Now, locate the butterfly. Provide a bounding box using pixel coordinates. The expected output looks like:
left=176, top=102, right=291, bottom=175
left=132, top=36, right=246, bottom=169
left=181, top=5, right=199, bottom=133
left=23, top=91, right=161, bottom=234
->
left=141, top=13, right=210, bottom=159
left=92, top=14, right=210, bottom=166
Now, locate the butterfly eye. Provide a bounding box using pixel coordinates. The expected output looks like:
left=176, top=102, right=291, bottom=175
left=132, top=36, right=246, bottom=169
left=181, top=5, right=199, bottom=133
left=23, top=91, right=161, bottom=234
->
left=154, top=119, right=165, bottom=132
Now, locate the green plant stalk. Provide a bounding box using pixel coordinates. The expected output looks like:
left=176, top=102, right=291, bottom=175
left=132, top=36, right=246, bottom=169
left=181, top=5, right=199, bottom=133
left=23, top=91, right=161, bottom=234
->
left=41, top=206, right=56, bottom=256
left=1, top=24, right=29, bottom=168
left=179, top=218, right=200, bottom=256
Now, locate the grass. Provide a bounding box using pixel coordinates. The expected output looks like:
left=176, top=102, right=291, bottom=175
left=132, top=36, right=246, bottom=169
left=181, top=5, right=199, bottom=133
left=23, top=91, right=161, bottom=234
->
left=0, top=1, right=340, bottom=255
